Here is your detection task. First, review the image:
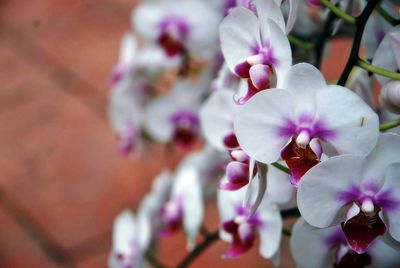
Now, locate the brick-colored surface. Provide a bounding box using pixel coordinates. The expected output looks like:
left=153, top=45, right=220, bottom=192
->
left=0, top=1, right=350, bottom=267
left=0, top=208, right=58, bottom=268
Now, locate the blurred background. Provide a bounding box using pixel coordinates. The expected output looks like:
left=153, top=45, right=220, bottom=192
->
left=0, top=0, right=351, bottom=267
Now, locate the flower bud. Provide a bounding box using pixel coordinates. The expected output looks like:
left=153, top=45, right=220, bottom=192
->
left=380, top=80, right=400, bottom=114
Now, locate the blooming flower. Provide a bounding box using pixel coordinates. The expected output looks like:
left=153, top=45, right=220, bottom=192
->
left=108, top=76, right=145, bottom=156
left=159, top=159, right=204, bottom=249
left=234, top=63, right=379, bottom=185
left=140, top=171, right=174, bottom=234
left=217, top=178, right=282, bottom=261
left=220, top=0, right=292, bottom=103
left=298, top=133, right=400, bottom=254
left=109, top=209, right=151, bottom=268
left=200, top=88, right=254, bottom=190
left=144, top=80, right=202, bottom=149
left=132, top=0, right=220, bottom=59
left=109, top=33, right=138, bottom=86
left=290, top=218, right=400, bottom=268
left=372, top=25, right=400, bottom=86
left=380, top=80, right=400, bottom=114
left=363, top=0, right=398, bottom=59
left=175, top=146, right=229, bottom=197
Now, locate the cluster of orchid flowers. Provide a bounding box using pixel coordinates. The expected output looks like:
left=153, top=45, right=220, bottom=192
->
left=107, top=0, right=400, bottom=267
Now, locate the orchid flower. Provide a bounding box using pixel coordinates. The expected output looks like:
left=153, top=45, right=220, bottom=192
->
left=211, top=63, right=240, bottom=92
left=110, top=33, right=180, bottom=87
left=298, top=133, right=400, bottom=254
left=200, top=85, right=296, bottom=208
left=109, top=210, right=151, bottom=268
left=175, top=146, right=229, bottom=197
left=215, top=0, right=298, bottom=33
left=291, top=218, right=400, bottom=268
left=145, top=80, right=202, bottom=148
left=363, top=0, right=399, bottom=59
left=234, top=63, right=379, bottom=185
left=132, top=0, right=220, bottom=59
left=380, top=80, right=400, bottom=114
left=290, top=0, right=324, bottom=37
left=217, top=178, right=282, bottom=262
left=110, top=33, right=138, bottom=86
left=108, top=77, right=145, bottom=156
left=200, top=88, right=255, bottom=190
left=347, top=69, right=375, bottom=110
left=140, top=171, right=174, bottom=234
left=372, top=25, right=400, bottom=86
left=159, top=160, right=204, bottom=250
left=220, top=0, right=292, bottom=103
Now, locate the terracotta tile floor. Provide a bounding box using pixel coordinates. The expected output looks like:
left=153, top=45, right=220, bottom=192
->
left=0, top=1, right=352, bottom=267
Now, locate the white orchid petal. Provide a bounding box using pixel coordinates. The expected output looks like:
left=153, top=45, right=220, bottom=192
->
left=234, top=88, right=295, bottom=163
left=315, top=85, right=379, bottom=157
left=220, top=7, right=261, bottom=73
left=290, top=218, right=337, bottom=268
left=380, top=163, right=400, bottom=242
left=298, top=155, right=365, bottom=228
left=363, top=133, right=400, bottom=181
left=200, top=89, right=240, bottom=150
left=372, top=25, right=400, bottom=85
left=283, top=63, right=326, bottom=115
left=256, top=0, right=286, bottom=34
left=113, top=210, right=137, bottom=255
left=267, top=164, right=295, bottom=205
left=257, top=199, right=282, bottom=259
left=286, top=0, right=299, bottom=33
left=173, top=166, right=204, bottom=250
left=369, top=238, right=400, bottom=267
left=267, top=19, right=292, bottom=88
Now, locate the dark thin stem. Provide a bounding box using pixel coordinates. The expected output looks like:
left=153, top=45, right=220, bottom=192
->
left=200, top=225, right=210, bottom=237
left=337, top=0, right=381, bottom=86
left=375, top=3, right=400, bottom=26
left=281, top=207, right=300, bottom=218
left=315, top=10, right=337, bottom=69
left=282, top=228, right=292, bottom=237
left=145, top=251, right=169, bottom=268
left=176, top=231, right=219, bottom=268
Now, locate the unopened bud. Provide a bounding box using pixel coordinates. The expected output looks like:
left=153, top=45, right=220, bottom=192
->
left=380, top=80, right=400, bottom=114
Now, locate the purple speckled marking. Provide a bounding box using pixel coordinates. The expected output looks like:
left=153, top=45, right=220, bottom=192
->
left=158, top=16, right=189, bottom=40
left=234, top=203, right=263, bottom=227
left=376, top=190, right=400, bottom=212
left=363, top=181, right=380, bottom=193
left=337, top=181, right=400, bottom=212
left=277, top=115, right=336, bottom=140
left=170, top=110, right=199, bottom=127
left=376, top=31, right=385, bottom=45
left=336, top=184, right=362, bottom=204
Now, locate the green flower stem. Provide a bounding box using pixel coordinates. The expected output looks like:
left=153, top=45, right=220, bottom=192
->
left=271, top=162, right=291, bottom=175
left=320, top=0, right=355, bottom=24
left=357, top=59, right=400, bottom=80
left=375, top=3, right=399, bottom=26
left=380, top=118, right=400, bottom=132
left=288, top=34, right=314, bottom=50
